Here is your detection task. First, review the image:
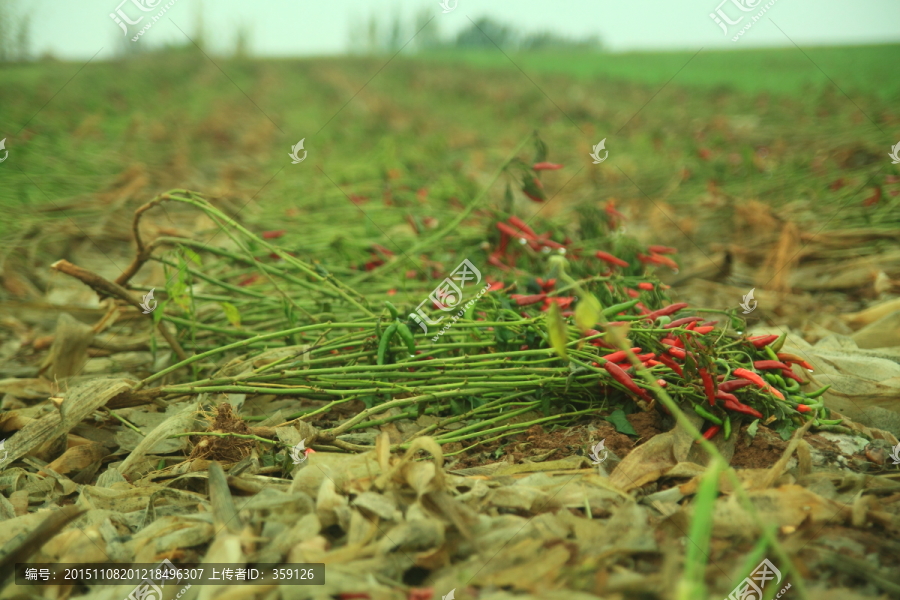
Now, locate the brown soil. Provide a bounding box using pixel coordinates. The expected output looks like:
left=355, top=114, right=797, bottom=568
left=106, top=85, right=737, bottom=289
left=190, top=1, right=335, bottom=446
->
left=730, top=424, right=789, bottom=469
left=450, top=409, right=671, bottom=469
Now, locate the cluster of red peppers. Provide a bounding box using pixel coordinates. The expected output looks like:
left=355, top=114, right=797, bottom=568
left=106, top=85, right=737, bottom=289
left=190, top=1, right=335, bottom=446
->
left=496, top=236, right=831, bottom=441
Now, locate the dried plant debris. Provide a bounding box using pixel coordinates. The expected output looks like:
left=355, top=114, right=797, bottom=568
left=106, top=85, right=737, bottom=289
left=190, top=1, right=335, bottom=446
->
left=2, top=142, right=900, bottom=600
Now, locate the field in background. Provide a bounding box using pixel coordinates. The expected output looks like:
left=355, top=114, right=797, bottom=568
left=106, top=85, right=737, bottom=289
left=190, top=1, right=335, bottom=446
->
left=0, top=44, right=897, bottom=258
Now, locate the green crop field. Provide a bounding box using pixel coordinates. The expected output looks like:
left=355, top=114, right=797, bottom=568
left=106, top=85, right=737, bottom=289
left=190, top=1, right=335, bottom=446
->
left=0, top=44, right=897, bottom=273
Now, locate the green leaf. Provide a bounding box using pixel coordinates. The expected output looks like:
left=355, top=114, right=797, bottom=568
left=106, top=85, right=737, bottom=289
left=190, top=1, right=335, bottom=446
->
left=521, top=174, right=547, bottom=202
left=181, top=248, right=202, bottom=266
left=152, top=300, right=167, bottom=324
left=745, top=419, right=759, bottom=440
left=679, top=457, right=723, bottom=599
left=503, top=182, right=514, bottom=213
left=450, top=398, right=468, bottom=415
left=605, top=408, right=637, bottom=436
left=220, top=302, right=241, bottom=328
left=546, top=302, right=568, bottom=360
left=574, top=292, right=601, bottom=333
left=533, top=134, right=548, bottom=164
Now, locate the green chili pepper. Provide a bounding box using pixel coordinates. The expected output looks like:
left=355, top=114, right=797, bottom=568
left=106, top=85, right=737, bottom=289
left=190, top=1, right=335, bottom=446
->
left=817, top=418, right=844, bottom=426
left=384, top=301, right=399, bottom=320
left=783, top=378, right=800, bottom=393
left=764, top=373, right=786, bottom=388
left=396, top=323, right=416, bottom=357
left=764, top=345, right=779, bottom=361
left=771, top=332, right=787, bottom=353
left=601, top=299, right=640, bottom=317
left=377, top=323, right=398, bottom=365
left=656, top=316, right=671, bottom=326
left=723, top=416, right=732, bottom=440
left=694, top=404, right=723, bottom=425
left=805, top=384, right=831, bottom=399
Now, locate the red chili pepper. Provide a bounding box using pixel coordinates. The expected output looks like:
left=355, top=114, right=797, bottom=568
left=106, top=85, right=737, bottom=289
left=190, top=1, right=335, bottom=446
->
left=685, top=321, right=697, bottom=331
left=488, top=252, right=511, bottom=271
left=644, top=302, right=689, bottom=321
left=720, top=396, right=764, bottom=418
left=649, top=245, right=678, bottom=255
left=718, top=379, right=754, bottom=392
left=692, top=326, right=715, bottom=334
left=625, top=288, right=641, bottom=299
left=532, top=161, right=564, bottom=171
left=647, top=360, right=662, bottom=367
left=542, top=296, right=575, bottom=311
left=776, top=353, right=814, bottom=371
left=697, top=425, right=721, bottom=443
left=595, top=251, right=630, bottom=268
left=262, top=229, right=286, bottom=239
left=536, top=277, right=556, bottom=293
left=656, top=378, right=668, bottom=387
left=780, top=368, right=803, bottom=383
left=732, top=368, right=767, bottom=389
left=603, top=361, right=650, bottom=400
left=638, top=252, right=680, bottom=271
left=636, top=302, right=651, bottom=315
left=601, top=349, right=642, bottom=362
left=663, top=317, right=704, bottom=329
left=658, top=355, right=683, bottom=376
left=700, top=368, right=716, bottom=407
left=507, top=216, right=538, bottom=237
left=733, top=368, right=785, bottom=400
left=497, top=221, right=533, bottom=240
left=637, top=282, right=655, bottom=291
left=660, top=337, right=685, bottom=348
left=796, top=404, right=812, bottom=413
left=753, top=360, right=791, bottom=371
left=636, top=352, right=656, bottom=362
left=606, top=321, right=630, bottom=327
left=667, top=347, right=687, bottom=359
left=765, top=383, right=785, bottom=400
left=747, top=334, right=779, bottom=348
left=509, top=293, right=546, bottom=306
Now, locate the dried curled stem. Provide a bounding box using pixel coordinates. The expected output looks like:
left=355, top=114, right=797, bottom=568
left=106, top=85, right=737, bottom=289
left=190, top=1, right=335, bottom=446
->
left=50, top=259, right=188, bottom=361
left=115, top=190, right=188, bottom=287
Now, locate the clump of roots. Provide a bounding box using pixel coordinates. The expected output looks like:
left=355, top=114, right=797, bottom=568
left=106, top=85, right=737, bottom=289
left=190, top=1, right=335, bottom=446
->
left=189, top=402, right=255, bottom=463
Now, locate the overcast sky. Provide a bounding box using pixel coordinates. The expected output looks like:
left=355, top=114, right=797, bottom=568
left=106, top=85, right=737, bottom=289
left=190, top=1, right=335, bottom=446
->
left=13, top=0, right=900, bottom=60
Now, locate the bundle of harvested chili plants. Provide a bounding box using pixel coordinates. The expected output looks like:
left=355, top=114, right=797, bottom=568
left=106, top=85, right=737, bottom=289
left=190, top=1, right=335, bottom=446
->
left=53, top=136, right=836, bottom=460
